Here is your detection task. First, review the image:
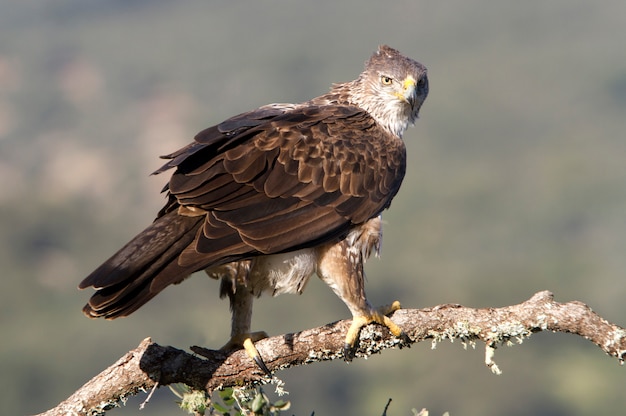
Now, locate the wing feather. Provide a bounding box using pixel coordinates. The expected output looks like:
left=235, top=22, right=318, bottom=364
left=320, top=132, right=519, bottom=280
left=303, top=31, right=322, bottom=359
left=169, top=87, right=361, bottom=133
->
left=164, top=106, right=405, bottom=259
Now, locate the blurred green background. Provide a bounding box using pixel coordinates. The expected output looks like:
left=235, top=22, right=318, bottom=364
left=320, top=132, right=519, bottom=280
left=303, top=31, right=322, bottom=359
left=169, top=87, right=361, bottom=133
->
left=2, top=1, right=625, bottom=415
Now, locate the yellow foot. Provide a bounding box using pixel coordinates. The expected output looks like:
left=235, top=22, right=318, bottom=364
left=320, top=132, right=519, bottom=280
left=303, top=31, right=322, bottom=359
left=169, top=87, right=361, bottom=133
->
left=221, top=331, right=271, bottom=376
left=344, top=301, right=411, bottom=361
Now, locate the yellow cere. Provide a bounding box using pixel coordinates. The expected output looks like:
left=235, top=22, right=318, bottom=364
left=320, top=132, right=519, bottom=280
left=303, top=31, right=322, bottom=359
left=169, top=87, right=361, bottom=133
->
left=402, top=75, right=417, bottom=91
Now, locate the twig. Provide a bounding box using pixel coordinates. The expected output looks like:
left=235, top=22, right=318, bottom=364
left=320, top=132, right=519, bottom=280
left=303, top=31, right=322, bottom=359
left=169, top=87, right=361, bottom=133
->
left=382, top=398, right=393, bottom=416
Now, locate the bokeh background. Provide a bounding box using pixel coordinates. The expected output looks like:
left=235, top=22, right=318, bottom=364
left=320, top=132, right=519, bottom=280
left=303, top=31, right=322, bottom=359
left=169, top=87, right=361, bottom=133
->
left=2, top=1, right=625, bottom=415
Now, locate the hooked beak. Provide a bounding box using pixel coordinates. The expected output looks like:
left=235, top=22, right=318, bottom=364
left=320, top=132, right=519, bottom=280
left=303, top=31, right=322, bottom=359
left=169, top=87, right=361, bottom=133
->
left=396, top=76, right=417, bottom=106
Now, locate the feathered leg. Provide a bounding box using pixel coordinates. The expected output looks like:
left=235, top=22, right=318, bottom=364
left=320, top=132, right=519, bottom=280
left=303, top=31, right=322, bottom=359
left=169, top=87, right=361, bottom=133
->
left=316, top=217, right=410, bottom=360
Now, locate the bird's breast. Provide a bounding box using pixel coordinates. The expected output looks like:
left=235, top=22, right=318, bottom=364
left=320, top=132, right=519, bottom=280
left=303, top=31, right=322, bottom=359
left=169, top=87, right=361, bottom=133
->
left=249, top=249, right=318, bottom=296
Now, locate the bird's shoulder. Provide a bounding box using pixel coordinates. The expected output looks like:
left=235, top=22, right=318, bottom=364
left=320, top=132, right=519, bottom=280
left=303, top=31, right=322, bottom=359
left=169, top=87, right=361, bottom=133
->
left=155, top=100, right=403, bottom=176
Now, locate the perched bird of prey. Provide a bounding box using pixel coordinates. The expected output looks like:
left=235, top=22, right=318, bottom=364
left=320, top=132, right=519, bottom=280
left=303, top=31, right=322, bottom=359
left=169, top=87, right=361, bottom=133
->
left=80, top=45, right=428, bottom=371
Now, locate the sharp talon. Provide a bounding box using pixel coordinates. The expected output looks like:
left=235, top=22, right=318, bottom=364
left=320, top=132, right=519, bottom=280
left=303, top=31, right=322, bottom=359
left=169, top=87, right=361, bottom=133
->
left=252, top=353, right=272, bottom=376
left=399, top=331, right=412, bottom=348
left=343, top=342, right=356, bottom=362
left=242, top=337, right=272, bottom=376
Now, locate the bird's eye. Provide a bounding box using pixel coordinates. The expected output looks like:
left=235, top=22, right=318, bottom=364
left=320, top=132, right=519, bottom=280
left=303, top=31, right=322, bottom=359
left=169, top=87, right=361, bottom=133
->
left=380, top=75, right=393, bottom=85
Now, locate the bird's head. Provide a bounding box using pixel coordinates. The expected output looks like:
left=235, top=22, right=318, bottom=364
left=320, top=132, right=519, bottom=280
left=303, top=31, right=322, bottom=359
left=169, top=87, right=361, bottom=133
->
left=351, top=45, right=428, bottom=138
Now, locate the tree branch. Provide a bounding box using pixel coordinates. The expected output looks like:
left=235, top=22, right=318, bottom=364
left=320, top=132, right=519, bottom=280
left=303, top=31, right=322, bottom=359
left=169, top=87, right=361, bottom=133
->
left=37, top=291, right=626, bottom=415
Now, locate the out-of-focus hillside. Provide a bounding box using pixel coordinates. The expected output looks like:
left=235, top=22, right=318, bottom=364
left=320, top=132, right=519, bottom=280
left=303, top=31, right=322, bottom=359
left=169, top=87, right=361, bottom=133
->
left=1, top=1, right=625, bottom=415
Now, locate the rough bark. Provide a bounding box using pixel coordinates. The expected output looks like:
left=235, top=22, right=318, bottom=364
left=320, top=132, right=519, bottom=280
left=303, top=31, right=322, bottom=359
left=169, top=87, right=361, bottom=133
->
left=37, top=291, right=626, bottom=415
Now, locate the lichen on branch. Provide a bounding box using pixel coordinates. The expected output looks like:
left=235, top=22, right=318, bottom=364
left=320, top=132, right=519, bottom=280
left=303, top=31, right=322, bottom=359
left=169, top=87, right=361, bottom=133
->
left=37, top=291, right=626, bottom=416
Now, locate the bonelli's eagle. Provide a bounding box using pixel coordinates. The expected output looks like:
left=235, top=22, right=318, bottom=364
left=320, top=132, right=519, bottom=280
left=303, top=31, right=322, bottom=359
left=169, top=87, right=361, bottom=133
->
left=80, top=45, right=428, bottom=371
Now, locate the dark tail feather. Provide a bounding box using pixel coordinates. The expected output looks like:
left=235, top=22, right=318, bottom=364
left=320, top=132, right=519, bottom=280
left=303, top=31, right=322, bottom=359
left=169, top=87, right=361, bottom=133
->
left=79, top=211, right=204, bottom=319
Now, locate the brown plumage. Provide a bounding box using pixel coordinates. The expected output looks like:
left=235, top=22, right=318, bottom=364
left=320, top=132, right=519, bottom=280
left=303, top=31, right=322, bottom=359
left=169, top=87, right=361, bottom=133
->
left=80, top=45, right=428, bottom=361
